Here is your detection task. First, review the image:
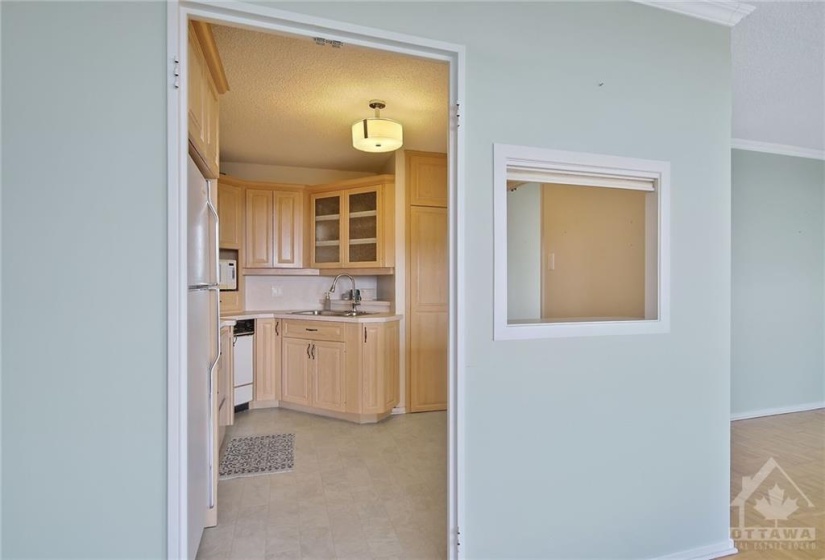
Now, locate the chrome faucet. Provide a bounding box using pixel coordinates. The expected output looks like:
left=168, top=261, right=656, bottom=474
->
left=327, top=274, right=360, bottom=313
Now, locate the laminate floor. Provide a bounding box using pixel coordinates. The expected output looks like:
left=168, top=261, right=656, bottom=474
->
left=196, top=408, right=448, bottom=560
left=731, top=409, right=825, bottom=559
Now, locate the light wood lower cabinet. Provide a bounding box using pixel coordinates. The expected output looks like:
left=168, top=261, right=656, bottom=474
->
left=253, top=319, right=281, bottom=405
left=275, top=319, right=400, bottom=423
left=218, top=325, right=234, bottom=427
left=310, top=340, right=347, bottom=413
left=281, top=337, right=312, bottom=406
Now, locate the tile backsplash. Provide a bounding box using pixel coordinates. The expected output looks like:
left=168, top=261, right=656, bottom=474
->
left=245, top=275, right=379, bottom=311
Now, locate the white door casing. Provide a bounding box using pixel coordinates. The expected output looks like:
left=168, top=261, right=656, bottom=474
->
left=166, top=2, right=466, bottom=559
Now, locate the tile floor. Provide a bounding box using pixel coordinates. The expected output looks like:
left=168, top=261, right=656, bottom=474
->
left=197, top=408, right=448, bottom=560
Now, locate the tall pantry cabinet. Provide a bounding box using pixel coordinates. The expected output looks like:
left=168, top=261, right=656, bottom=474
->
left=405, top=151, right=449, bottom=413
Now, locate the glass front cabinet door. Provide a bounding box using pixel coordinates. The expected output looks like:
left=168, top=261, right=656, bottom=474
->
left=311, top=193, right=342, bottom=267
left=309, top=177, right=394, bottom=269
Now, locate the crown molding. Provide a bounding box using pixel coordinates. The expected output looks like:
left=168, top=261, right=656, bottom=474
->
left=632, top=1, right=755, bottom=27
left=732, top=139, right=825, bottom=161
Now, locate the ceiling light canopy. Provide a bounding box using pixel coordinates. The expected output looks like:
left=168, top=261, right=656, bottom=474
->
left=352, top=100, right=403, bottom=153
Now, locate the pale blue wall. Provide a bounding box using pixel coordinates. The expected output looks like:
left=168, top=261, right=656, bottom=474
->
left=277, top=3, right=733, bottom=558
left=732, top=149, right=825, bottom=416
left=1, top=2, right=733, bottom=558
left=1, top=2, right=167, bottom=558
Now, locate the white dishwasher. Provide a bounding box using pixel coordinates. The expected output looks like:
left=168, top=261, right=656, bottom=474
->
left=233, top=319, right=254, bottom=408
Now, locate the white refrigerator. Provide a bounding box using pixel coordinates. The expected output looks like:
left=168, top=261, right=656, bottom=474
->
left=186, top=155, right=219, bottom=560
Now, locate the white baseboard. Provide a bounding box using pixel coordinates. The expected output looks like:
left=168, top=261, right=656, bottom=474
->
left=391, top=406, right=406, bottom=415
left=651, top=539, right=737, bottom=560
left=731, top=401, right=825, bottom=421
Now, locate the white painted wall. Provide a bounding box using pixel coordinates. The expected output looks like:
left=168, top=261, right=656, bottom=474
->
left=732, top=149, right=825, bottom=417
left=220, top=161, right=375, bottom=184
left=507, top=182, right=541, bottom=320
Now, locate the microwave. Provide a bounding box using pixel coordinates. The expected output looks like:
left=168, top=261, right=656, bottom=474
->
left=219, top=259, right=237, bottom=291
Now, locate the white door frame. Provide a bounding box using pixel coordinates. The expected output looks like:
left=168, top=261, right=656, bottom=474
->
left=166, top=2, right=466, bottom=558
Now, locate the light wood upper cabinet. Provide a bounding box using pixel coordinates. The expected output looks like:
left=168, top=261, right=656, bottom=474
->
left=244, top=187, right=305, bottom=269
left=245, top=189, right=274, bottom=268
left=407, top=150, right=448, bottom=208
left=218, top=181, right=244, bottom=249
left=309, top=175, right=395, bottom=269
left=187, top=22, right=228, bottom=180
left=254, top=318, right=280, bottom=403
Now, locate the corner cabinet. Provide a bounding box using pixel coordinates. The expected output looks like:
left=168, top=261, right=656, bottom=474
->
left=276, top=318, right=400, bottom=423
left=309, top=176, right=395, bottom=269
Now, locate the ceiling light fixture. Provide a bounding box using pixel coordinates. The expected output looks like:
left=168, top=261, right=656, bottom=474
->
left=351, top=99, right=403, bottom=153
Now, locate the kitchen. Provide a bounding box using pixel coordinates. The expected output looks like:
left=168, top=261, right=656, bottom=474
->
left=186, top=18, right=450, bottom=560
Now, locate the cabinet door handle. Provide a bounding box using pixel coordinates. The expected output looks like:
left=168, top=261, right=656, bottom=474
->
left=306, top=328, right=318, bottom=332
left=307, top=343, right=311, bottom=358
left=275, top=321, right=279, bottom=336
left=311, top=344, right=316, bottom=359
left=364, top=327, right=367, bottom=343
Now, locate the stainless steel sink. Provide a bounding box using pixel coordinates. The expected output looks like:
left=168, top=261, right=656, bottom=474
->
left=290, top=310, right=374, bottom=317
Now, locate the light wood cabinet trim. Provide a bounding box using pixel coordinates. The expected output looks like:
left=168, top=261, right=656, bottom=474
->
left=190, top=21, right=229, bottom=95
left=308, top=174, right=394, bottom=194
left=218, top=175, right=306, bottom=192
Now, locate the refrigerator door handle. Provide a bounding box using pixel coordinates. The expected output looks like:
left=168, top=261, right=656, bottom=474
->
left=207, top=285, right=221, bottom=510
left=206, top=180, right=220, bottom=286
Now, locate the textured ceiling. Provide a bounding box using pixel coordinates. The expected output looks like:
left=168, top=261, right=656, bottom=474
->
left=732, top=1, right=825, bottom=151
left=213, top=24, right=449, bottom=173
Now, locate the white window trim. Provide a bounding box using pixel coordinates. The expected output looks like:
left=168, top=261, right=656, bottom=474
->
left=493, top=143, right=671, bottom=340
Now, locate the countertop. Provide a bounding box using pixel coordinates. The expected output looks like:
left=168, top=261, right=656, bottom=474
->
left=221, top=310, right=402, bottom=324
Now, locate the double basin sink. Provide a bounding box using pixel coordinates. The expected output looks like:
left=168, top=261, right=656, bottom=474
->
left=291, top=309, right=375, bottom=318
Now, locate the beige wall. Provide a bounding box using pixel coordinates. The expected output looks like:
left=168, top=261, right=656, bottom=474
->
left=541, top=183, right=646, bottom=319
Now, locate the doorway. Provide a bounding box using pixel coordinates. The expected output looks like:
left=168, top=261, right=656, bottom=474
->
left=167, top=2, right=464, bottom=559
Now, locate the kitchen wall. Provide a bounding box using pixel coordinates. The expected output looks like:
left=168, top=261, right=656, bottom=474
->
left=220, top=161, right=375, bottom=184
left=244, top=275, right=379, bottom=310
left=1, top=2, right=733, bottom=558
left=278, top=3, right=733, bottom=558
left=507, top=182, right=541, bottom=320
left=732, top=149, right=825, bottom=417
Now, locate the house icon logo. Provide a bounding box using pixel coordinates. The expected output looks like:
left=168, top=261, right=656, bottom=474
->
left=731, top=457, right=816, bottom=550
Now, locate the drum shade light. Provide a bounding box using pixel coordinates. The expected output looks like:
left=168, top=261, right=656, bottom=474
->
left=351, top=100, right=403, bottom=153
